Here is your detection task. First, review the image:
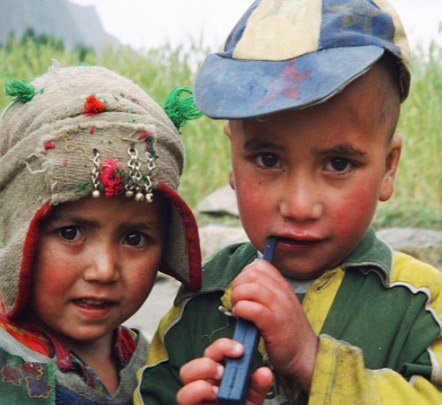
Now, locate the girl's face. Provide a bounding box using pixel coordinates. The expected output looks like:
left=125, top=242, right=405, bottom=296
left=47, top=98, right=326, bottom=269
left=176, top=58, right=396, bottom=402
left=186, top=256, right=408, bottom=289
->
left=32, top=195, right=165, bottom=349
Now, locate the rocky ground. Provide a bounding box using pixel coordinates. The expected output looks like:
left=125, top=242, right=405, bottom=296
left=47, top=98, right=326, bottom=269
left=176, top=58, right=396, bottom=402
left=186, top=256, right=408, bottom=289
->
left=125, top=186, right=441, bottom=339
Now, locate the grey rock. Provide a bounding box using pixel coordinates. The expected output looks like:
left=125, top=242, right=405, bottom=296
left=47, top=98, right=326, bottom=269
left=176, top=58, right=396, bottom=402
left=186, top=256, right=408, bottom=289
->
left=197, top=224, right=441, bottom=269
left=126, top=226, right=441, bottom=339
left=199, top=224, right=248, bottom=261
left=197, top=185, right=239, bottom=217
left=377, top=228, right=441, bottom=268
left=376, top=227, right=442, bottom=249
left=124, top=274, right=180, bottom=340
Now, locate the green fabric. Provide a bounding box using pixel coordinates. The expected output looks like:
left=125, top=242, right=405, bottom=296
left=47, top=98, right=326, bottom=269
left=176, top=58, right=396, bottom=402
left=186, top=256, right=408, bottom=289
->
left=175, top=242, right=257, bottom=304
left=140, top=230, right=440, bottom=403
left=321, top=270, right=437, bottom=377
left=340, top=227, right=392, bottom=280
left=0, top=350, right=55, bottom=404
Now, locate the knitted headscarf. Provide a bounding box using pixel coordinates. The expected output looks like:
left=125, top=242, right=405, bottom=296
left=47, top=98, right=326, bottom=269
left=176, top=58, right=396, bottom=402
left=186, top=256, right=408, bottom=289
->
left=0, top=65, right=202, bottom=319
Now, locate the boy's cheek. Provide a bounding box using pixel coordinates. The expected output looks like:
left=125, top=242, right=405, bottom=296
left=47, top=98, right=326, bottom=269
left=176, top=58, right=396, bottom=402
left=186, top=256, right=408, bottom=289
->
left=331, top=186, right=379, bottom=237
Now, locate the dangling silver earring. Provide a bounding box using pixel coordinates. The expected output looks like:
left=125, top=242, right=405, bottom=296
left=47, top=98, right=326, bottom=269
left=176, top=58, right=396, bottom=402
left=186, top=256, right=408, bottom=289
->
left=91, top=148, right=101, bottom=198
left=125, top=144, right=155, bottom=203
left=126, top=145, right=145, bottom=202
left=125, top=146, right=136, bottom=199
left=143, top=150, right=155, bottom=203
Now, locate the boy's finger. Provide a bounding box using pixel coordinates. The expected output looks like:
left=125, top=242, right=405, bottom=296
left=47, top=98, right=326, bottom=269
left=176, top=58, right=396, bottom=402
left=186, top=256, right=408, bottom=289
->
left=203, top=337, right=244, bottom=361
left=234, top=259, right=288, bottom=287
left=231, top=279, right=297, bottom=313
left=176, top=380, right=218, bottom=405
left=232, top=300, right=273, bottom=326
left=247, top=367, right=274, bottom=404
left=179, top=358, right=223, bottom=384
left=231, top=282, right=277, bottom=307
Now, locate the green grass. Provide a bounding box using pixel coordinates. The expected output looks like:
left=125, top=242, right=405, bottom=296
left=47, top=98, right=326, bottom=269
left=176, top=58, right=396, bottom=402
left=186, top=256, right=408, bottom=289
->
left=0, top=36, right=440, bottom=229
left=373, top=42, right=442, bottom=229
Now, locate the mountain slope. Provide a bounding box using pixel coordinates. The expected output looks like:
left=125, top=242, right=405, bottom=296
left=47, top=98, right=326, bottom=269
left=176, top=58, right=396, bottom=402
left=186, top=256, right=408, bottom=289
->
left=0, top=0, right=119, bottom=50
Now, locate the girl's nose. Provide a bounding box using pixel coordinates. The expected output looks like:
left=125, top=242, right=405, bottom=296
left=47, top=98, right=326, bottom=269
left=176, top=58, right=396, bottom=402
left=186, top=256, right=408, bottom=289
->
left=83, top=245, right=120, bottom=283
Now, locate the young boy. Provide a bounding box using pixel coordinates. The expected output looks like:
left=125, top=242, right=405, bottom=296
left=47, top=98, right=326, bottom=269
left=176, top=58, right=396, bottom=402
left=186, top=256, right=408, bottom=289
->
left=0, top=65, right=202, bottom=403
left=138, top=0, right=441, bottom=404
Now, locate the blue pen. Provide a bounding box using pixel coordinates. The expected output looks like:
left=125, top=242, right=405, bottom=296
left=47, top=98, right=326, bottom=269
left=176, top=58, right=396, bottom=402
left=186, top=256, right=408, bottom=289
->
left=217, top=237, right=276, bottom=404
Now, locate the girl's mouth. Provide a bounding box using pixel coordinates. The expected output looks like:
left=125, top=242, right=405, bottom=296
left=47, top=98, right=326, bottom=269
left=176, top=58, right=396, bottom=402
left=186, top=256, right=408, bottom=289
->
left=72, top=298, right=115, bottom=308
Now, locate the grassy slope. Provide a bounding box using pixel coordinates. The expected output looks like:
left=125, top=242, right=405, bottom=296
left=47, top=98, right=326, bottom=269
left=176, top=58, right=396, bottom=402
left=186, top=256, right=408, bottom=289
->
left=0, top=38, right=440, bottom=229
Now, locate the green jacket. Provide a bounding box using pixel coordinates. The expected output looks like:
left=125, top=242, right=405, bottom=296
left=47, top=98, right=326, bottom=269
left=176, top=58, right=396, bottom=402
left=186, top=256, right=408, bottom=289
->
left=135, top=229, right=442, bottom=404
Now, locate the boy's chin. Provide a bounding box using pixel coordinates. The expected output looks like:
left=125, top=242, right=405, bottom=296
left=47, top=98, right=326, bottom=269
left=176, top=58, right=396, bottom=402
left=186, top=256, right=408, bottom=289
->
left=273, top=256, right=335, bottom=280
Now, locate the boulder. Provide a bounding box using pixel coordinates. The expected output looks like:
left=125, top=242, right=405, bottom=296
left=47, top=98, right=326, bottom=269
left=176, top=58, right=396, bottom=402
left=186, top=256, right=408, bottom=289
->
left=197, top=185, right=239, bottom=217
left=199, top=224, right=248, bottom=261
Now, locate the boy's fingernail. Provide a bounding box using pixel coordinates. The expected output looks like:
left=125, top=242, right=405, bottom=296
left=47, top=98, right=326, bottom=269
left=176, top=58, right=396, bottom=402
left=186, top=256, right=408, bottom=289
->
left=216, top=364, right=224, bottom=379
left=233, top=343, right=243, bottom=355
left=212, top=386, right=219, bottom=395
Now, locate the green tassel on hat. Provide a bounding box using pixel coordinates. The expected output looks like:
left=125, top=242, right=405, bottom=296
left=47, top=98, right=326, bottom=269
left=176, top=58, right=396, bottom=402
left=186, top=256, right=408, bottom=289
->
left=5, top=79, right=38, bottom=103
left=164, top=86, right=202, bottom=132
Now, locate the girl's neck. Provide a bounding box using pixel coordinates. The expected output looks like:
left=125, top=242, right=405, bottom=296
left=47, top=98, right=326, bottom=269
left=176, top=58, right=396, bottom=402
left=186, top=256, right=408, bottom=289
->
left=62, top=332, right=120, bottom=395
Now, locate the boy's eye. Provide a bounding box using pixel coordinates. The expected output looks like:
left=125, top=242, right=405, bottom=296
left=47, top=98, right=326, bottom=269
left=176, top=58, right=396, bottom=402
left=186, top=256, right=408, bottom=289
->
left=124, top=231, right=148, bottom=247
left=255, top=153, right=281, bottom=168
left=325, top=157, right=353, bottom=173
left=58, top=226, right=81, bottom=241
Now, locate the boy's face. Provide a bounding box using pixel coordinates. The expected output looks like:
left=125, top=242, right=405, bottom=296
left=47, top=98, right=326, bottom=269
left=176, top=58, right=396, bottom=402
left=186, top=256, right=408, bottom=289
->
left=32, top=195, right=165, bottom=347
left=227, top=64, right=402, bottom=279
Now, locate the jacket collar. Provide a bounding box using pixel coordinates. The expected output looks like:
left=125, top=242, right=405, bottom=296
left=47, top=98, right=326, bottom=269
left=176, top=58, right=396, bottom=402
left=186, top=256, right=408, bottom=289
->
left=340, top=227, right=393, bottom=284
left=175, top=227, right=393, bottom=304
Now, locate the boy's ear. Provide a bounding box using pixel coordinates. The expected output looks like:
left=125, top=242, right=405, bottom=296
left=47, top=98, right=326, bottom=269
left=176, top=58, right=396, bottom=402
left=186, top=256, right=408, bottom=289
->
left=229, top=171, right=235, bottom=190
left=224, top=121, right=232, bottom=139
left=379, top=133, right=402, bottom=202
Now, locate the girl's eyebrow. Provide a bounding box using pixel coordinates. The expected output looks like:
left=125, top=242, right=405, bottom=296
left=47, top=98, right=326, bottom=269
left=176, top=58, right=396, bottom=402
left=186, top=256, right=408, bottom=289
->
left=48, top=215, right=161, bottom=230
left=46, top=215, right=101, bottom=228
left=117, top=221, right=162, bottom=231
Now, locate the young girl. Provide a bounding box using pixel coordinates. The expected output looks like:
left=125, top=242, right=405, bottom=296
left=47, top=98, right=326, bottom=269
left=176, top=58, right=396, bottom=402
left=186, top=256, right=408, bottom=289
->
left=0, top=65, right=202, bottom=403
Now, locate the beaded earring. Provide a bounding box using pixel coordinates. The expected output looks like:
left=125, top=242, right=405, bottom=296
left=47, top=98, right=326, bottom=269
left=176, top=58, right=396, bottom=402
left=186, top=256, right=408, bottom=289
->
left=91, top=148, right=101, bottom=199
left=125, top=145, right=155, bottom=202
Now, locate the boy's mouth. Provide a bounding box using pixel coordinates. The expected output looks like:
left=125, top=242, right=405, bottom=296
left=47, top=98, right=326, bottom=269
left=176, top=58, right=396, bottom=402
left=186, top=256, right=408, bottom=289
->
left=72, top=298, right=115, bottom=308
left=274, top=236, right=324, bottom=249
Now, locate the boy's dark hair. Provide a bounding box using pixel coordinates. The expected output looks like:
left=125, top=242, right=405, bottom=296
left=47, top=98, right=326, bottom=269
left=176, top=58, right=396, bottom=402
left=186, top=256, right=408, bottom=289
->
left=377, top=53, right=402, bottom=141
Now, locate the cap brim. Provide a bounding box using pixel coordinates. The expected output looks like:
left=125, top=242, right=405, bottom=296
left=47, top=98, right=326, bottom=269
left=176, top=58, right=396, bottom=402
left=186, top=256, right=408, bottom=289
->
left=195, top=45, right=384, bottom=119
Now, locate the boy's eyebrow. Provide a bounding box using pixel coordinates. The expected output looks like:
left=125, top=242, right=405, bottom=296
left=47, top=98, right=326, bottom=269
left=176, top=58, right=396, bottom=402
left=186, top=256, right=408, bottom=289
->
left=314, top=143, right=367, bottom=157
left=243, top=139, right=285, bottom=151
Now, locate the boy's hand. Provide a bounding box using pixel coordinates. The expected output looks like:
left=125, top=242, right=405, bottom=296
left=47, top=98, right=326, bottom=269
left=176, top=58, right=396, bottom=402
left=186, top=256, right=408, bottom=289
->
left=230, top=259, right=319, bottom=393
left=177, top=338, right=273, bottom=404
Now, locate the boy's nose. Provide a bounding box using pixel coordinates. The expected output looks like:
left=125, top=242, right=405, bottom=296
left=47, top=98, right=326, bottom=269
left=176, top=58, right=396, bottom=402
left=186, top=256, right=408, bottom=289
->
left=279, top=179, right=323, bottom=222
left=84, top=245, right=121, bottom=283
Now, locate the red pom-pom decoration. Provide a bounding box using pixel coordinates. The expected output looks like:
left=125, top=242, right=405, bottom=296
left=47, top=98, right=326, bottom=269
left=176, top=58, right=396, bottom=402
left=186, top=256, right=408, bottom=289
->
left=100, top=158, right=124, bottom=197
left=84, top=95, right=107, bottom=116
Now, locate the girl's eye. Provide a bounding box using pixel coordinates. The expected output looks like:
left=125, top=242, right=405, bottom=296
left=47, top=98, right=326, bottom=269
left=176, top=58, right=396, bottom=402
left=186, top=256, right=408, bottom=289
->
left=325, top=157, right=353, bottom=173
left=255, top=153, right=281, bottom=168
left=124, top=231, right=148, bottom=247
left=58, top=226, right=81, bottom=241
